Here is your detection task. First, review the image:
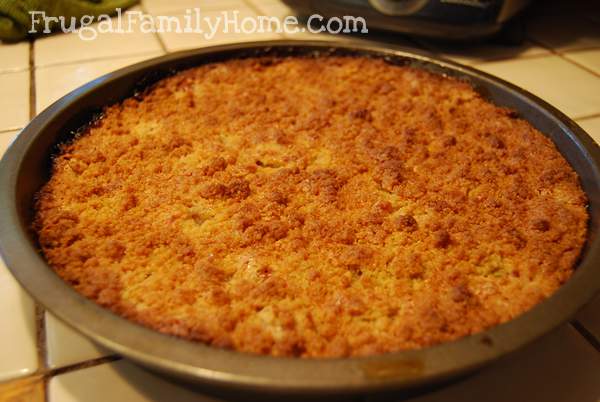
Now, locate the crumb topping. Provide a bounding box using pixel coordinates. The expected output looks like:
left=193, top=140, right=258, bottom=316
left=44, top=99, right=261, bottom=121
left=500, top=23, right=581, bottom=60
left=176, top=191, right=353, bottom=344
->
left=35, top=56, right=588, bottom=357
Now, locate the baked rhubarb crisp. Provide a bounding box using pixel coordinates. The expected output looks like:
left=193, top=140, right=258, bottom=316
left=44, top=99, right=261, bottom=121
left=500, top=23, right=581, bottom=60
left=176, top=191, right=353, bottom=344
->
left=35, top=56, right=588, bottom=357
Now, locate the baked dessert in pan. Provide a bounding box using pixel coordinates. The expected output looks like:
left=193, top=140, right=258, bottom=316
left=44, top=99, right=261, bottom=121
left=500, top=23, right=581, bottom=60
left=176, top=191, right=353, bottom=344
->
left=34, top=56, right=588, bottom=358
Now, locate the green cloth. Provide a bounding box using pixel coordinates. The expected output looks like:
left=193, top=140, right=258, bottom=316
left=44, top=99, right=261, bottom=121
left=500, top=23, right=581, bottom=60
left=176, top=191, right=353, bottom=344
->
left=0, top=0, right=138, bottom=41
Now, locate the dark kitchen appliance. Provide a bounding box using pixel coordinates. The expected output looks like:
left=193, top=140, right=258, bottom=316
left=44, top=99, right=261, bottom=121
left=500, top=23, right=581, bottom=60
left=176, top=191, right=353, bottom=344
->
left=282, top=0, right=532, bottom=40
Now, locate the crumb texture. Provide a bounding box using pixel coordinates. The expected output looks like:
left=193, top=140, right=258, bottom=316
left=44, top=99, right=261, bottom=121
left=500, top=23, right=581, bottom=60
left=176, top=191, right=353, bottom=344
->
left=35, top=56, right=588, bottom=357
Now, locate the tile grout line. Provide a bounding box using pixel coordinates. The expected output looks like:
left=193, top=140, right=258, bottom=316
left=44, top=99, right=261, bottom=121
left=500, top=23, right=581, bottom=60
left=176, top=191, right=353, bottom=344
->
left=34, top=308, right=44, bottom=368
left=36, top=307, right=48, bottom=402
left=575, top=112, right=600, bottom=122
left=559, top=45, right=600, bottom=55
left=29, top=38, right=49, bottom=402
left=528, top=40, right=600, bottom=56
left=34, top=50, right=165, bottom=71
left=526, top=37, right=600, bottom=79
left=28, top=40, right=36, bottom=121
left=242, top=0, right=296, bottom=39
left=241, top=0, right=284, bottom=38
left=0, top=356, right=123, bottom=397
left=241, top=0, right=263, bottom=15
left=46, top=355, right=122, bottom=378
left=139, top=2, right=169, bottom=54
left=0, top=67, right=30, bottom=75
left=469, top=50, right=561, bottom=67
left=0, top=127, right=22, bottom=134
left=503, top=35, right=600, bottom=120
left=571, top=321, right=600, bottom=353
left=557, top=54, right=600, bottom=80
left=44, top=356, right=121, bottom=402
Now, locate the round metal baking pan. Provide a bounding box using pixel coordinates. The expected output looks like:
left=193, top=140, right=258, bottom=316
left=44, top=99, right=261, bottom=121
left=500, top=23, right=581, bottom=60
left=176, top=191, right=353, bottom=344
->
left=1, top=41, right=599, bottom=398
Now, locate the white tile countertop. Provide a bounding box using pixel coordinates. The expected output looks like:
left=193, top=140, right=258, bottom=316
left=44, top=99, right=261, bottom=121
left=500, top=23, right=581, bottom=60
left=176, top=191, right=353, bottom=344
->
left=0, top=0, right=599, bottom=401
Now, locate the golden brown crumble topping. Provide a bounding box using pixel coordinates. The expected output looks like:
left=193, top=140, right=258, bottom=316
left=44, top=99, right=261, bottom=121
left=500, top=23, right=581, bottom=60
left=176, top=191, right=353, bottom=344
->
left=35, top=56, right=588, bottom=357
